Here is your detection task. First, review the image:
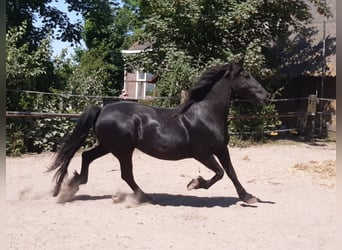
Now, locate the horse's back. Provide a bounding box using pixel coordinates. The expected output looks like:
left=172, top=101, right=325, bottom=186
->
left=95, top=101, right=154, bottom=137
left=94, top=101, right=192, bottom=159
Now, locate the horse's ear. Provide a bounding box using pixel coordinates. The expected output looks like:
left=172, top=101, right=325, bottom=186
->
left=223, top=64, right=233, bottom=77
left=237, top=56, right=244, bottom=67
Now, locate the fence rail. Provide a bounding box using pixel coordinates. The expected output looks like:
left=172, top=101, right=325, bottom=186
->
left=6, top=111, right=80, bottom=118
left=6, top=89, right=336, bottom=139
left=7, top=88, right=336, bottom=102
left=5, top=110, right=308, bottom=119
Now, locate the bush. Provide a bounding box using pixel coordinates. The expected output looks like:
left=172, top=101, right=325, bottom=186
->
left=29, top=118, right=74, bottom=153
left=151, top=51, right=203, bottom=108
left=6, top=122, right=27, bottom=156
left=229, top=101, right=281, bottom=141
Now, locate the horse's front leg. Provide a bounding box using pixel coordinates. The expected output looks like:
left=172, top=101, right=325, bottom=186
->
left=216, top=147, right=258, bottom=204
left=187, top=155, right=224, bottom=190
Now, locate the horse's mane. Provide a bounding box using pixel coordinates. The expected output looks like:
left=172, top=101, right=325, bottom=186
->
left=176, top=63, right=231, bottom=114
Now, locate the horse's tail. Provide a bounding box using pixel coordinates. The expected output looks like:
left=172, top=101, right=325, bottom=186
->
left=48, top=105, right=102, bottom=196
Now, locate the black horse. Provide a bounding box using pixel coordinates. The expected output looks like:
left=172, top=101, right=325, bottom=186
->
left=48, top=62, right=268, bottom=204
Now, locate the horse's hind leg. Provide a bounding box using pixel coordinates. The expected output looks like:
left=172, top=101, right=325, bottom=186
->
left=187, top=155, right=224, bottom=190
left=216, top=147, right=257, bottom=204
left=56, top=145, right=108, bottom=203
left=116, top=151, right=151, bottom=203
left=69, top=144, right=108, bottom=186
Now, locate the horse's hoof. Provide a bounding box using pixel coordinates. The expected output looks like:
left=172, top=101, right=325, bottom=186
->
left=240, top=193, right=258, bottom=204
left=56, top=183, right=79, bottom=203
left=187, top=176, right=206, bottom=190
left=136, top=192, right=153, bottom=203
left=73, top=170, right=80, bottom=177
left=112, top=191, right=152, bottom=205
left=112, top=193, right=126, bottom=203
left=187, top=178, right=200, bottom=190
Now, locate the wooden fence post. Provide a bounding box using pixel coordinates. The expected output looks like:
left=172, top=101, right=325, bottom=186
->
left=305, top=94, right=318, bottom=141
left=181, top=90, right=188, bottom=104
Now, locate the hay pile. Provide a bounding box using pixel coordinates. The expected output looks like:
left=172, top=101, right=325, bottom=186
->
left=293, top=160, right=336, bottom=187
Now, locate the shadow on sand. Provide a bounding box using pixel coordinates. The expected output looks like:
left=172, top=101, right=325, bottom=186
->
left=69, top=193, right=275, bottom=208
left=70, top=193, right=239, bottom=207
left=70, top=194, right=113, bottom=202
left=149, top=193, right=240, bottom=208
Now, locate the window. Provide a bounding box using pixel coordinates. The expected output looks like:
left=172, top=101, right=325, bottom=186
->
left=146, top=83, right=155, bottom=96
left=137, top=71, right=146, bottom=81
left=136, top=81, right=145, bottom=99
left=134, top=70, right=156, bottom=99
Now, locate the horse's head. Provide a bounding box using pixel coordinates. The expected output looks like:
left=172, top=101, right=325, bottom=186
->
left=225, top=62, right=269, bottom=104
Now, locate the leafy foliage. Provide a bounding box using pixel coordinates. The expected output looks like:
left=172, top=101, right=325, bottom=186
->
left=6, top=122, right=26, bottom=156
left=6, top=0, right=333, bottom=155
left=70, top=0, right=132, bottom=97
left=6, top=22, right=50, bottom=84
left=6, top=21, right=53, bottom=108
left=129, top=0, right=331, bottom=86
left=6, top=0, right=83, bottom=48
left=229, top=101, right=281, bottom=141
left=152, top=52, right=203, bottom=107
left=124, top=0, right=331, bottom=142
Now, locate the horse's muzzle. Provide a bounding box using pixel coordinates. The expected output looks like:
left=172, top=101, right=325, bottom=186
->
left=263, top=97, right=270, bottom=105
left=256, top=95, right=269, bottom=105
left=260, top=92, right=271, bottom=105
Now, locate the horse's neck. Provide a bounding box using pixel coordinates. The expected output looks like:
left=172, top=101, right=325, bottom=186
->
left=202, top=79, right=233, bottom=117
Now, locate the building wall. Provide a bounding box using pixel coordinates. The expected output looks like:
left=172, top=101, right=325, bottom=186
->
left=123, top=70, right=156, bottom=99
left=274, top=76, right=336, bottom=137
left=125, top=72, right=137, bottom=98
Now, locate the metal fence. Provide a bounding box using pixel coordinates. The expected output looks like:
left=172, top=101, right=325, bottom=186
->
left=6, top=89, right=336, bottom=139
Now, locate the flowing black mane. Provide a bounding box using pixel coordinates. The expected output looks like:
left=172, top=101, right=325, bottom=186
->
left=177, top=63, right=231, bottom=114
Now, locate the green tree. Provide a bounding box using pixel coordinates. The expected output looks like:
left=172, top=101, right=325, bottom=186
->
left=6, top=0, right=85, bottom=112
left=6, top=21, right=65, bottom=155
left=6, top=1, right=137, bottom=155
left=6, top=21, right=53, bottom=111
left=68, top=0, right=137, bottom=96
left=127, top=0, right=331, bottom=84
left=152, top=50, right=203, bottom=107
left=6, top=0, right=83, bottom=49
left=124, top=0, right=331, bottom=141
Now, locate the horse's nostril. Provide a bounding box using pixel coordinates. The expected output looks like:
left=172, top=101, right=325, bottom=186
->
left=264, top=93, right=271, bottom=104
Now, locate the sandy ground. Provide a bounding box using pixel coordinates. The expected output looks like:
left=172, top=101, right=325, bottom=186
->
left=6, top=140, right=336, bottom=250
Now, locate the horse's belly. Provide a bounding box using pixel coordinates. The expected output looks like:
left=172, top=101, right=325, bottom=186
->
left=136, top=135, right=191, bottom=160
left=137, top=146, right=191, bottom=160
